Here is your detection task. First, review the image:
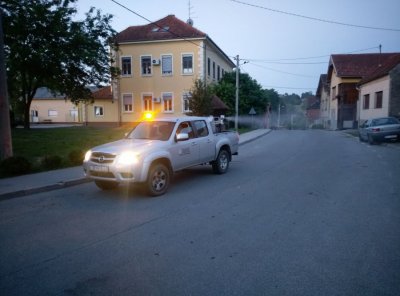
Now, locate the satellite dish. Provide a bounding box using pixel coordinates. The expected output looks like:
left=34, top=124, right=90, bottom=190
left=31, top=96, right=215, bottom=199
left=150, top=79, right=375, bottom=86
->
left=187, top=18, right=194, bottom=26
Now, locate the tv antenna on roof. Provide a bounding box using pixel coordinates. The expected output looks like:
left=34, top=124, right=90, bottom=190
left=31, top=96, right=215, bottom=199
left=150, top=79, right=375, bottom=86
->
left=187, top=0, right=194, bottom=26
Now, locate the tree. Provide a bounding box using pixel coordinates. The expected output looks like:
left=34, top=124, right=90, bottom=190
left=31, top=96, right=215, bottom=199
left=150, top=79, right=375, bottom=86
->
left=188, top=79, right=213, bottom=116
left=213, top=71, right=270, bottom=115
left=2, top=0, right=118, bottom=129
left=0, top=10, right=12, bottom=160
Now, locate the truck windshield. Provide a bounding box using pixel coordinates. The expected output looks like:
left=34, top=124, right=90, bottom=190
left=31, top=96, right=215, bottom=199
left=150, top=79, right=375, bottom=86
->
left=126, top=121, right=175, bottom=141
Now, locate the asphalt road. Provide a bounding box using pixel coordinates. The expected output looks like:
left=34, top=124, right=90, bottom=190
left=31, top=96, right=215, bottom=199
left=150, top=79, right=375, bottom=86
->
left=1, top=130, right=399, bottom=295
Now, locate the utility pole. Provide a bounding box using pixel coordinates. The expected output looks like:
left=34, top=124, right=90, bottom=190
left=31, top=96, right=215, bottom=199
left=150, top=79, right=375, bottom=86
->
left=235, top=54, right=239, bottom=130
left=0, top=11, right=13, bottom=160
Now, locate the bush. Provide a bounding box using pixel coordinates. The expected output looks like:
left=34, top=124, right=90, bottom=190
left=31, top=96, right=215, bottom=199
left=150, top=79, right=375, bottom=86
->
left=68, top=150, right=84, bottom=165
left=0, top=156, right=32, bottom=176
left=41, top=155, right=63, bottom=170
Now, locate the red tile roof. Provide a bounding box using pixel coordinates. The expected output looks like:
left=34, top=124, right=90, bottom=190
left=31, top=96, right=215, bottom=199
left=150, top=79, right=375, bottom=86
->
left=115, top=15, right=207, bottom=43
left=92, top=86, right=112, bottom=100
left=329, top=53, right=400, bottom=78
left=358, top=53, right=400, bottom=85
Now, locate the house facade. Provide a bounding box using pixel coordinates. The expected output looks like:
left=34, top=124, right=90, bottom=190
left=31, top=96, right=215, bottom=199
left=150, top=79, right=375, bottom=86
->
left=30, top=87, right=81, bottom=123
left=323, top=53, right=400, bottom=129
left=357, top=54, right=400, bottom=124
left=112, top=15, right=235, bottom=123
left=316, top=74, right=331, bottom=128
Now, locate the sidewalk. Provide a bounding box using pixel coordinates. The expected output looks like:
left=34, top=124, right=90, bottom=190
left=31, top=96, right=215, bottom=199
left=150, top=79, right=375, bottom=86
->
left=0, top=129, right=271, bottom=200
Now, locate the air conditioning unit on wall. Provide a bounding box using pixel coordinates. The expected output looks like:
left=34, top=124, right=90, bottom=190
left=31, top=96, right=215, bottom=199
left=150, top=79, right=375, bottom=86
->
left=152, top=59, right=160, bottom=66
left=153, top=97, right=161, bottom=103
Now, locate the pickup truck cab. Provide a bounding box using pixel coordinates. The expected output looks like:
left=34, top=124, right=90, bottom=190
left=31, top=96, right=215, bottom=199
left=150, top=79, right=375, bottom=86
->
left=83, top=116, right=239, bottom=196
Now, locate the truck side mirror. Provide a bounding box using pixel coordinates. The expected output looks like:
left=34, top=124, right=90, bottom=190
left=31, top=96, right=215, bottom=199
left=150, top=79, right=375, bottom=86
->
left=176, top=133, right=189, bottom=142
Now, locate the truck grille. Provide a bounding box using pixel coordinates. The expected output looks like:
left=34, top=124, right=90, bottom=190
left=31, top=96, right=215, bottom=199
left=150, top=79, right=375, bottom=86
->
left=90, top=152, right=116, bottom=164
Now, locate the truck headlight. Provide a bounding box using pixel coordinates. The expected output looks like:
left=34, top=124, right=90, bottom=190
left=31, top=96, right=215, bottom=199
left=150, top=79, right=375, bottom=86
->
left=84, top=150, right=92, bottom=162
left=118, top=151, right=140, bottom=165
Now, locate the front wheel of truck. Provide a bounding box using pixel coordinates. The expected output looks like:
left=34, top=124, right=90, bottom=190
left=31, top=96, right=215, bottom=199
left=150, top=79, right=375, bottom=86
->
left=146, top=163, right=170, bottom=196
left=212, top=149, right=230, bottom=174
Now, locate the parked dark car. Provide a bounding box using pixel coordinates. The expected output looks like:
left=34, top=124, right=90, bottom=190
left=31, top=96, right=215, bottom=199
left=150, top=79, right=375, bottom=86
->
left=359, top=117, right=400, bottom=144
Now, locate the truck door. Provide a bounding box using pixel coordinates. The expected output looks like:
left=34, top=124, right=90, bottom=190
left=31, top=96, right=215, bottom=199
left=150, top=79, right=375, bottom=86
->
left=193, top=120, right=215, bottom=163
left=169, top=121, right=200, bottom=170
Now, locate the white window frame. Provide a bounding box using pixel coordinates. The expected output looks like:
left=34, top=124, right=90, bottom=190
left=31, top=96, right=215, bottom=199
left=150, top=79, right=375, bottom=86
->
left=121, top=56, right=132, bottom=76
left=161, top=54, right=173, bottom=76
left=162, top=92, right=174, bottom=113
left=48, top=109, right=58, bottom=117
left=122, top=93, right=134, bottom=113
left=142, top=93, right=153, bottom=112
left=94, top=105, right=104, bottom=117
left=141, top=55, right=152, bottom=76
left=182, top=92, right=192, bottom=113
left=182, top=53, right=194, bottom=75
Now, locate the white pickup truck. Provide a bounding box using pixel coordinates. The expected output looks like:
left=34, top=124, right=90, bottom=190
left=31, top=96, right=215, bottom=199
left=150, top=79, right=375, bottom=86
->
left=83, top=116, right=239, bottom=196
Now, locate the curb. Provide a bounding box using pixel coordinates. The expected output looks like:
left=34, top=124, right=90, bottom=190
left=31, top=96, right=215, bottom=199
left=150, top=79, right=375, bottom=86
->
left=0, top=178, right=92, bottom=201
left=239, top=129, right=272, bottom=146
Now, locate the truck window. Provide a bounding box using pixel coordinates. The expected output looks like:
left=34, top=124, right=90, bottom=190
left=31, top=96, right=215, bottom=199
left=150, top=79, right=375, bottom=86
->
left=193, top=120, right=209, bottom=138
left=176, top=121, right=194, bottom=139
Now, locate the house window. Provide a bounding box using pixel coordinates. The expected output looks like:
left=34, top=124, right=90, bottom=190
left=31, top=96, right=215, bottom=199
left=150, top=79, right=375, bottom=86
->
left=182, top=54, right=193, bottom=74
left=162, top=92, right=173, bottom=113
left=212, top=61, right=215, bottom=79
left=207, top=58, right=211, bottom=76
left=121, top=56, right=132, bottom=76
left=48, top=110, right=58, bottom=117
left=217, top=65, right=221, bottom=81
left=161, top=55, right=173, bottom=75
left=141, top=56, right=152, bottom=75
left=182, top=92, right=192, bottom=113
left=123, top=93, right=133, bottom=112
left=363, top=94, right=370, bottom=109
left=375, top=91, right=383, bottom=109
left=331, top=86, right=336, bottom=100
left=143, top=94, right=153, bottom=111
left=94, top=106, right=104, bottom=117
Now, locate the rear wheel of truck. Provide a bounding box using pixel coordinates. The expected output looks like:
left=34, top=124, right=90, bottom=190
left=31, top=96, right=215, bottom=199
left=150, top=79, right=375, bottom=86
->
left=212, top=149, right=230, bottom=174
left=146, top=163, right=170, bottom=196
left=95, top=180, right=118, bottom=190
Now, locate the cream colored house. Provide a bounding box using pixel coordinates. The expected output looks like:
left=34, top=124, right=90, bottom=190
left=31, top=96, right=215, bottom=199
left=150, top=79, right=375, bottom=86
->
left=358, top=54, right=400, bottom=124
left=30, top=87, right=81, bottom=123
left=325, top=53, right=400, bottom=130
left=112, top=15, right=235, bottom=123
left=316, top=74, right=330, bottom=128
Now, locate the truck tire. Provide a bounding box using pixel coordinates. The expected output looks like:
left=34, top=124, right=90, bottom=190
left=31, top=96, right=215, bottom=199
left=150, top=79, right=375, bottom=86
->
left=146, top=163, right=170, bottom=196
left=212, top=149, right=230, bottom=174
left=95, top=180, right=118, bottom=190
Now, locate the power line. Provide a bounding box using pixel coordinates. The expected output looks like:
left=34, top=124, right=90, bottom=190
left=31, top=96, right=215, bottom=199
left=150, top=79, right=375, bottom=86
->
left=248, top=62, right=317, bottom=78
left=229, top=0, right=400, bottom=32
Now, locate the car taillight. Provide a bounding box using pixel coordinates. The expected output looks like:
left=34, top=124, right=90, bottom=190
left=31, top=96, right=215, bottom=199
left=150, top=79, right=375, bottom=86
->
left=371, top=128, right=380, bottom=132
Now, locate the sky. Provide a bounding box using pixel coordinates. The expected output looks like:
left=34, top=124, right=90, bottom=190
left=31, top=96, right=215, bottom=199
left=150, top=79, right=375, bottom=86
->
left=75, top=0, right=400, bottom=95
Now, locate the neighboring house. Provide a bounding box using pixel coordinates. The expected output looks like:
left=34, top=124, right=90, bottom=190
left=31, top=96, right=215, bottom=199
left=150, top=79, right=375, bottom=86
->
left=30, top=87, right=81, bottom=123
left=83, top=86, right=119, bottom=127
left=326, top=53, right=400, bottom=129
left=357, top=54, right=400, bottom=124
left=316, top=74, right=331, bottom=129
left=112, top=15, right=235, bottom=123
left=304, top=95, right=320, bottom=127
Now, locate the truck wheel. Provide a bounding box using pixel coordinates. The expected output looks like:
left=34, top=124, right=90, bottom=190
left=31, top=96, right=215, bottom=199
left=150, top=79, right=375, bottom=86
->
left=212, top=149, right=230, bottom=174
left=146, top=163, right=170, bottom=196
left=95, top=180, right=118, bottom=190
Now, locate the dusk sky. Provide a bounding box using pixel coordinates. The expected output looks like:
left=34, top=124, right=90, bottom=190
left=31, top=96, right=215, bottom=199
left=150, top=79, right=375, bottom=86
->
left=75, top=0, right=400, bottom=95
